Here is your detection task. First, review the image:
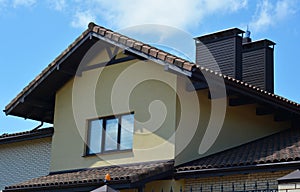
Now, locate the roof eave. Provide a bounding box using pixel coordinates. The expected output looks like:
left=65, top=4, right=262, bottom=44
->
left=0, top=127, right=54, bottom=144
left=4, top=29, right=94, bottom=123
left=175, top=160, right=300, bottom=179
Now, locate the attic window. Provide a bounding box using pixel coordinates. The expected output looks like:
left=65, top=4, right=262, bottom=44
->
left=86, top=112, right=134, bottom=155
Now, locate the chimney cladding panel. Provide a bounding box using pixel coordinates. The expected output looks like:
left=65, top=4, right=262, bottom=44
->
left=195, top=28, right=275, bottom=93
left=195, top=31, right=243, bottom=79
left=242, top=40, right=275, bottom=93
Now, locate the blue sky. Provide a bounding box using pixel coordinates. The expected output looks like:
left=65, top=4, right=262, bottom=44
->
left=0, top=0, right=300, bottom=134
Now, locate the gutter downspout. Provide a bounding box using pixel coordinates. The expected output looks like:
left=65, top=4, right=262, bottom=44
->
left=31, top=122, right=44, bottom=131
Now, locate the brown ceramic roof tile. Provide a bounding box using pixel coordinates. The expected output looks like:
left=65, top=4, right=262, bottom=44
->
left=176, top=128, right=300, bottom=172
left=5, top=22, right=300, bottom=121
left=119, top=36, right=128, bottom=45
left=149, top=48, right=159, bottom=57
left=157, top=51, right=167, bottom=60
left=133, top=42, right=143, bottom=50
left=165, top=55, right=176, bottom=64
left=5, top=160, right=174, bottom=191
left=141, top=45, right=151, bottom=54
left=125, top=39, right=135, bottom=47
left=0, top=127, right=54, bottom=144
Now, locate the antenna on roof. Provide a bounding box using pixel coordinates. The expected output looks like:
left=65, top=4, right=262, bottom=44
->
left=243, top=25, right=252, bottom=44
left=245, top=25, right=251, bottom=38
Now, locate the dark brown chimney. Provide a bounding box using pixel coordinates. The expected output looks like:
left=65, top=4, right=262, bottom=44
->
left=195, top=28, right=275, bottom=93
left=195, top=28, right=244, bottom=80
left=242, top=39, right=275, bottom=93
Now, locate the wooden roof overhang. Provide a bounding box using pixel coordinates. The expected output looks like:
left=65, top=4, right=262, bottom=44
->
left=4, top=25, right=192, bottom=124
left=4, top=32, right=97, bottom=123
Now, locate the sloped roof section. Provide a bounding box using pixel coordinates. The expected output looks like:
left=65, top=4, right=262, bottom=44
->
left=176, top=128, right=300, bottom=174
left=4, top=160, right=174, bottom=191
left=277, top=169, right=300, bottom=183
left=0, top=127, right=54, bottom=144
left=4, top=22, right=300, bottom=124
left=91, top=185, right=119, bottom=192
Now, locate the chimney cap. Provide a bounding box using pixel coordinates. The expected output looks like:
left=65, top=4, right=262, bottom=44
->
left=243, top=39, right=276, bottom=49
left=194, top=28, right=244, bottom=42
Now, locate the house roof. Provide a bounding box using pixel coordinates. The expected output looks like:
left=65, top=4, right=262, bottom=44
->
left=91, top=185, right=119, bottom=192
left=176, top=128, right=300, bottom=176
left=277, top=169, right=300, bottom=183
left=4, top=22, right=300, bottom=124
left=4, top=160, right=174, bottom=191
left=0, top=127, right=54, bottom=145
left=5, top=128, right=300, bottom=191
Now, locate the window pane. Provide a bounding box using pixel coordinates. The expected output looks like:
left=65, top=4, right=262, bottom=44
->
left=88, top=119, right=102, bottom=154
left=104, top=118, right=118, bottom=151
left=120, top=114, right=134, bottom=150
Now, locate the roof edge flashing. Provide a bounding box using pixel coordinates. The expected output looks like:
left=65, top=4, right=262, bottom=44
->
left=195, top=28, right=245, bottom=42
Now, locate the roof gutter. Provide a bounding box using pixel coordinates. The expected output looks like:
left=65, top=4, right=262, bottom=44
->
left=3, top=181, right=133, bottom=192
left=175, top=161, right=300, bottom=179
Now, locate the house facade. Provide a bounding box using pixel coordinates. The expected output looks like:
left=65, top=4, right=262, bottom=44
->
left=2, top=23, right=300, bottom=191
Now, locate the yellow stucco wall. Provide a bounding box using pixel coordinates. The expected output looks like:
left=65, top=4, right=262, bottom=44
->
left=50, top=46, right=290, bottom=172
left=51, top=56, right=177, bottom=172
left=175, top=78, right=290, bottom=165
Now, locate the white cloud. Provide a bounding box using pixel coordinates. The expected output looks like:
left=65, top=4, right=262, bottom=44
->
left=250, top=0, right=297, bottom=32
left=0, top=0, right=8, bottom=9
left=0, top=0, right=35, bottom=10
left=275, top=0, right=296, bottom=20
left=69, top=0, right=248, bottom=29
left=71, top=10, right=96, bottom=28
left=48, top=0, right=66, bottom=11
left=12, top=0, right=36, bottom=8
left=202, top=0, right=247, bottom=13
